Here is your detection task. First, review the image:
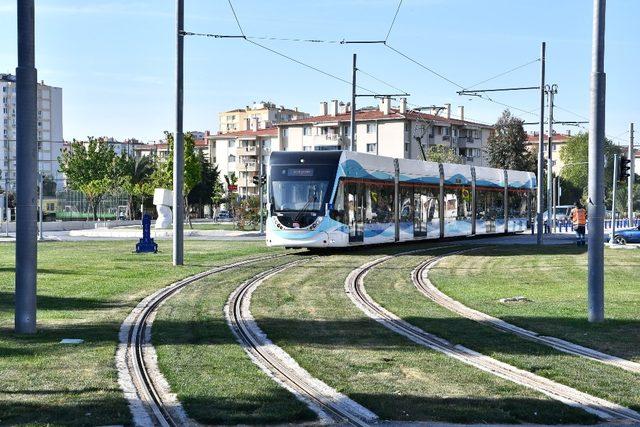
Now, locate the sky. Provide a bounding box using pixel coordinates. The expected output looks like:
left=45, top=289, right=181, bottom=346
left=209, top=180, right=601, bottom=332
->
left=0, top=0, right=638, bottom=146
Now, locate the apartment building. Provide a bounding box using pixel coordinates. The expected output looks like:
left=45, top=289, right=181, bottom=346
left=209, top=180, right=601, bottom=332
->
left=207, top=125, right=277, bottom=198
left=1, top=73, right=64, bottom=189
left=218, top=101, right=309, bottom=134
left=277, top=98, right=492, bottom=165
left=525, top=131, right=572, bottom=174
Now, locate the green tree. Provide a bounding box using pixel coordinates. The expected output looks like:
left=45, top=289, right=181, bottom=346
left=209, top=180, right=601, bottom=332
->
left=486, top=110, right=536, bottom=171
left=187, top=154, right=220, bottom=217
left=118, top=155, right=155, bottom=219
left=425, top=145, right=463, bottom=164
left=58, top=138, right=119, bottom=220
left=559, top=132, right=620, bottom=203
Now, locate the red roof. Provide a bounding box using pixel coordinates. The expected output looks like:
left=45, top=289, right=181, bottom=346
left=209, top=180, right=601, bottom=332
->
left=526, top=133, right=571, bottom=143
left=277, top=108, right=490, bottom=128
left=211, top=127, right=278, bottom=138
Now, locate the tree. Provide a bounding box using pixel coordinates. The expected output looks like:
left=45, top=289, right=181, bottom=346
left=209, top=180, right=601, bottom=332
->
left=58, top=138, right=119, bottom=220
left=425, top=145, right=463, bottom=164
left=119, top=155, right=155, bottom=219
left=42, top=175, right=57, bottom=197
left=559, top=132, right=620, bottom=203
left=486, top=110, right=536, bottom=171
left=187, top=154, right=220, bottom=217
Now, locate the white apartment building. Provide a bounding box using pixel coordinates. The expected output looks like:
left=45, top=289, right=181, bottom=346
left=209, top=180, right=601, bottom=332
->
left=1, top=73, right=64, bottom=189
left=218, top=101, right=309, bottom=134
left=207, top=124, right=277, bottom=198
left=277, top=98, right=493, bottom=165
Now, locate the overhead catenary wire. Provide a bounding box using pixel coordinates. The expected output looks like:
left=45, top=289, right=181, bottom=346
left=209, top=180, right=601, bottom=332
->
left=463, top=58, right=541, bottom=91
left=357, top=67, right=409, bottom=96
left=384, top=0, right=403, bottom=42
left=181, top=31, right=385, bottom=44
left=226, top=0, right=246, bottom=37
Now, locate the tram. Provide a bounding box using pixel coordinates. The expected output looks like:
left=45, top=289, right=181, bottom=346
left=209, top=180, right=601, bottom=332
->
left=266, top=151, right=536, bottom=248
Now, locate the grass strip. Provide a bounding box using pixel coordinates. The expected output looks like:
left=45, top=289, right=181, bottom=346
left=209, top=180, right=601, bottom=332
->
left=250, top=244, right=596, bottom=424
left=430, top=245, right=640, bottom=362
left=152, top=255, right=316, bottom=424
left=365, top=250, right=640, bottom=417
left=0, top=240, right=281, bottom=426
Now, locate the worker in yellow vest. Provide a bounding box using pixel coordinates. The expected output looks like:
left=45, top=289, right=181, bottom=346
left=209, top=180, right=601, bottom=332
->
left=570, top=201, right=587, bottom=246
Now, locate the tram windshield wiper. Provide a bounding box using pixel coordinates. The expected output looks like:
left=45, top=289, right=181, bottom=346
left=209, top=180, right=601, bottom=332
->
left=293, top=190, right=318, bottom=225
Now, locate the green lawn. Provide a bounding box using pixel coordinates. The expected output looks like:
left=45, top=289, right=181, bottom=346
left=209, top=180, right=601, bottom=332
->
left=365, top=249, right=640, bottom=418
left=249, top=244, right=596, bottom=424
left=0, top=240, right=278, bottom=426
left=152, top=256, right=316, bottom=424
left=430, top=245, right=640, bottom=362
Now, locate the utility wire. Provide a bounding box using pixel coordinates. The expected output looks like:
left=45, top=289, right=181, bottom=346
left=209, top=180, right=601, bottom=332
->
left=357, top=67, right=409, bottom=95
left=385, top=44, right=465, bottom=89
left=385, top=0, right=403, bottom=42
left=463, top=58, right=541, bottom=91
left=182, top=31, right=383, bottom=44
left=227, top=0, right=246, bottom=37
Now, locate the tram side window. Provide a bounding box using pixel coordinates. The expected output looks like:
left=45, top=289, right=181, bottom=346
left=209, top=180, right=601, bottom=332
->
left=413, top=185, right=438, bottom=235
left=476, top=189, right=505, bottom=221
left=444, top=186, right=472, bottom=221
left=508, top=190, right=528, bottom=218
left=366, top=181, right=395, bottom=224
left=400, top=185, right=413, bottom=223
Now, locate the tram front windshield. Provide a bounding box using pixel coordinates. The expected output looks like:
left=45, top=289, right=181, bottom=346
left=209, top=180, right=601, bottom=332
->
left=270, top=166, right=334, bottom=213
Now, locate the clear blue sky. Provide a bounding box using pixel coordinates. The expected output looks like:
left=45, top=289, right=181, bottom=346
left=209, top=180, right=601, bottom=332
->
left=1, top=0, right=638, bottom=145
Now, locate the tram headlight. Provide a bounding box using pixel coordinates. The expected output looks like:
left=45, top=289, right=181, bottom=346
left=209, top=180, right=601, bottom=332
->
left=308, top=216, right=323, bottom=231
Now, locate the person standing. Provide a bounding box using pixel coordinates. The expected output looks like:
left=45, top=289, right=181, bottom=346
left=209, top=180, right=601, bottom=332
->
left=570, top=201, right=587, bottom=246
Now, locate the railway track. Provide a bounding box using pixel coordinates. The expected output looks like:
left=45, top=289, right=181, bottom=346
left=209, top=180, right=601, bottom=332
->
left=345, top=250, right=640, bottom=424
left=414, top=250, right=640, bottom=375
left=226, top=258, right=378, bottom=427
left=117, top=253, right=290, bottom=427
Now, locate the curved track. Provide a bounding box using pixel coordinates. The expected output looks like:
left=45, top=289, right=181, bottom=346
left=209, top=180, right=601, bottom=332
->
left=117, top=254, right=289, bottom=427
left=226, top=258, right=378, bottom=427
left=414, top=250, right=640, bottom=374
left=345, top=250, right=640, bottom=424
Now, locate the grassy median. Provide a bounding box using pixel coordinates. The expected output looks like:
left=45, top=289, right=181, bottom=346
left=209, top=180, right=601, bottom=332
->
left=152, top=255, right=316, bottom=424
left=430, top=245, right=640, bottom=362
left=365, top=250, right=640, bottom=417
left=0, top=240, right=279, bottom=426
left=250, top=245, right=596, bottom=424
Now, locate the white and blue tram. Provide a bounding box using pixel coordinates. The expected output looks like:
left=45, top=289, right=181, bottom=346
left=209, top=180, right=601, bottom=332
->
left=266, top=151, right=536, bottom=248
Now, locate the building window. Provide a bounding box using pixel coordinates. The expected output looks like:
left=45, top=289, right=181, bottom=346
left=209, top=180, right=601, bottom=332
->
left=404, top=122, right=410, bottom=132
left=282, top=128, right=288, bottom=137
left=342, top=124, right=350, bottom=135
left=228, top=154, right=236, bottom=162
left=366, top=143, right=376, bottom=153
left=320, top=127, right=328, bottom=135
left=473, top=130, right=480, bottom=139
left=552, top=144, right=557, bottom=151
left=443, top=127, right=450, bottom=136
left=366, top=123, right=376, bottom=133
left=303, top=126, right=311, bottom=136
left=303, top=146, right=312, bottom=151
left=228, top=140, right=235, bottom=148
left=405, top=142, right=410, bottom=152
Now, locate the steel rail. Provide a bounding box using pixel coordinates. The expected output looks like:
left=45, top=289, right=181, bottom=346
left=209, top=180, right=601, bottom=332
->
left=123, top=253, right=290, bottom=427
left=345, top=250, right=640, bottom=424
left=227, top=259, right=377, bottom=427
left=414, top=250, right=640, bottom=374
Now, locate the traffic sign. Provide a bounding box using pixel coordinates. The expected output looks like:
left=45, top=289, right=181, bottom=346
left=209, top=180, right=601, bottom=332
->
left=227, top=184, right=237, bottom=191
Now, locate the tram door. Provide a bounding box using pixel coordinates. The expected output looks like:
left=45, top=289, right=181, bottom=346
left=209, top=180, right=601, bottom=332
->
left=345, top=181, right=365, bottom=242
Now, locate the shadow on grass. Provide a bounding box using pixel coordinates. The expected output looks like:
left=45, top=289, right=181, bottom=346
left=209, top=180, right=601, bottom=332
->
left=0, top=292, right=130, bottom=313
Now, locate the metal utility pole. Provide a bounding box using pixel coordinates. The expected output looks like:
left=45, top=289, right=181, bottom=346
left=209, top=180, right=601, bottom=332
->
left=587, top=0, right=606, bottom=323
left=536, top=42, right=546, bottom=244
left=4, top=170, right=8, bottom=237
left=15, top=0, right=38, bottom=334
left=350, top=53, right=357, bottom=152
left=258, top=140, right=264, bottom=234
left=546, top=84, right=557, bottom=233
left=173, top=0, right=184, bottom=266
left=611, top=154, right=618, bottom=242
left=38, top=173, right=43, bottom=241
left=628, top=123, right=635, bottom=222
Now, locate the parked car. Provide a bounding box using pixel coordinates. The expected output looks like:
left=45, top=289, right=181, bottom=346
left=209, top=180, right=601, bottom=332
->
left=609, top=225, right=640, bottom=244
left=216, top=210, right=234, bottom=222
left=543, top=205, right=573, bottom=223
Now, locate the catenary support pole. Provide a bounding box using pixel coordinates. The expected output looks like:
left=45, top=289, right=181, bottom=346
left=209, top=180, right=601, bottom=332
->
left=4, top=170, right=8, bottom=237
left=173, top=0, right=184, bottom=266
left=547, top=84, right=557, bottom=233
left=611, top=154, right=618, bottom=242
left=15, top=0, right=38, bottom=334
left=38, top=173, right=43, bottom=241
left=258, top=139, right=264, bottom=234
left=587, top=0, right=606, bottom=323
left=628, top=123, right=635, bottom=222
left=536, top=42, right=546, bottom=244
left=350, top=53, right=356, bottom=152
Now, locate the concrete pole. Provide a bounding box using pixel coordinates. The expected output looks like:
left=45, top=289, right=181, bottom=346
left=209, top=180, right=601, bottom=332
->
left=350, top=53, right=356, bottom=152
left=172, top=0, right=184, bottom=266
left=587, top=0, right=606, bottom=323
left=547, top=85, right=557, bottom=233
left=611, top=154, right=618, bottom=241
left=258, top=139, right=264, bottom=234
left=4, top=170, right=8, bottom=237
left=536, top=42, right=546, bottom=244
left=628, top=123, right=635, bottom=222
left=15, top=0, right=38, bottom=334
left=38, top=173, right=43, bottom=241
